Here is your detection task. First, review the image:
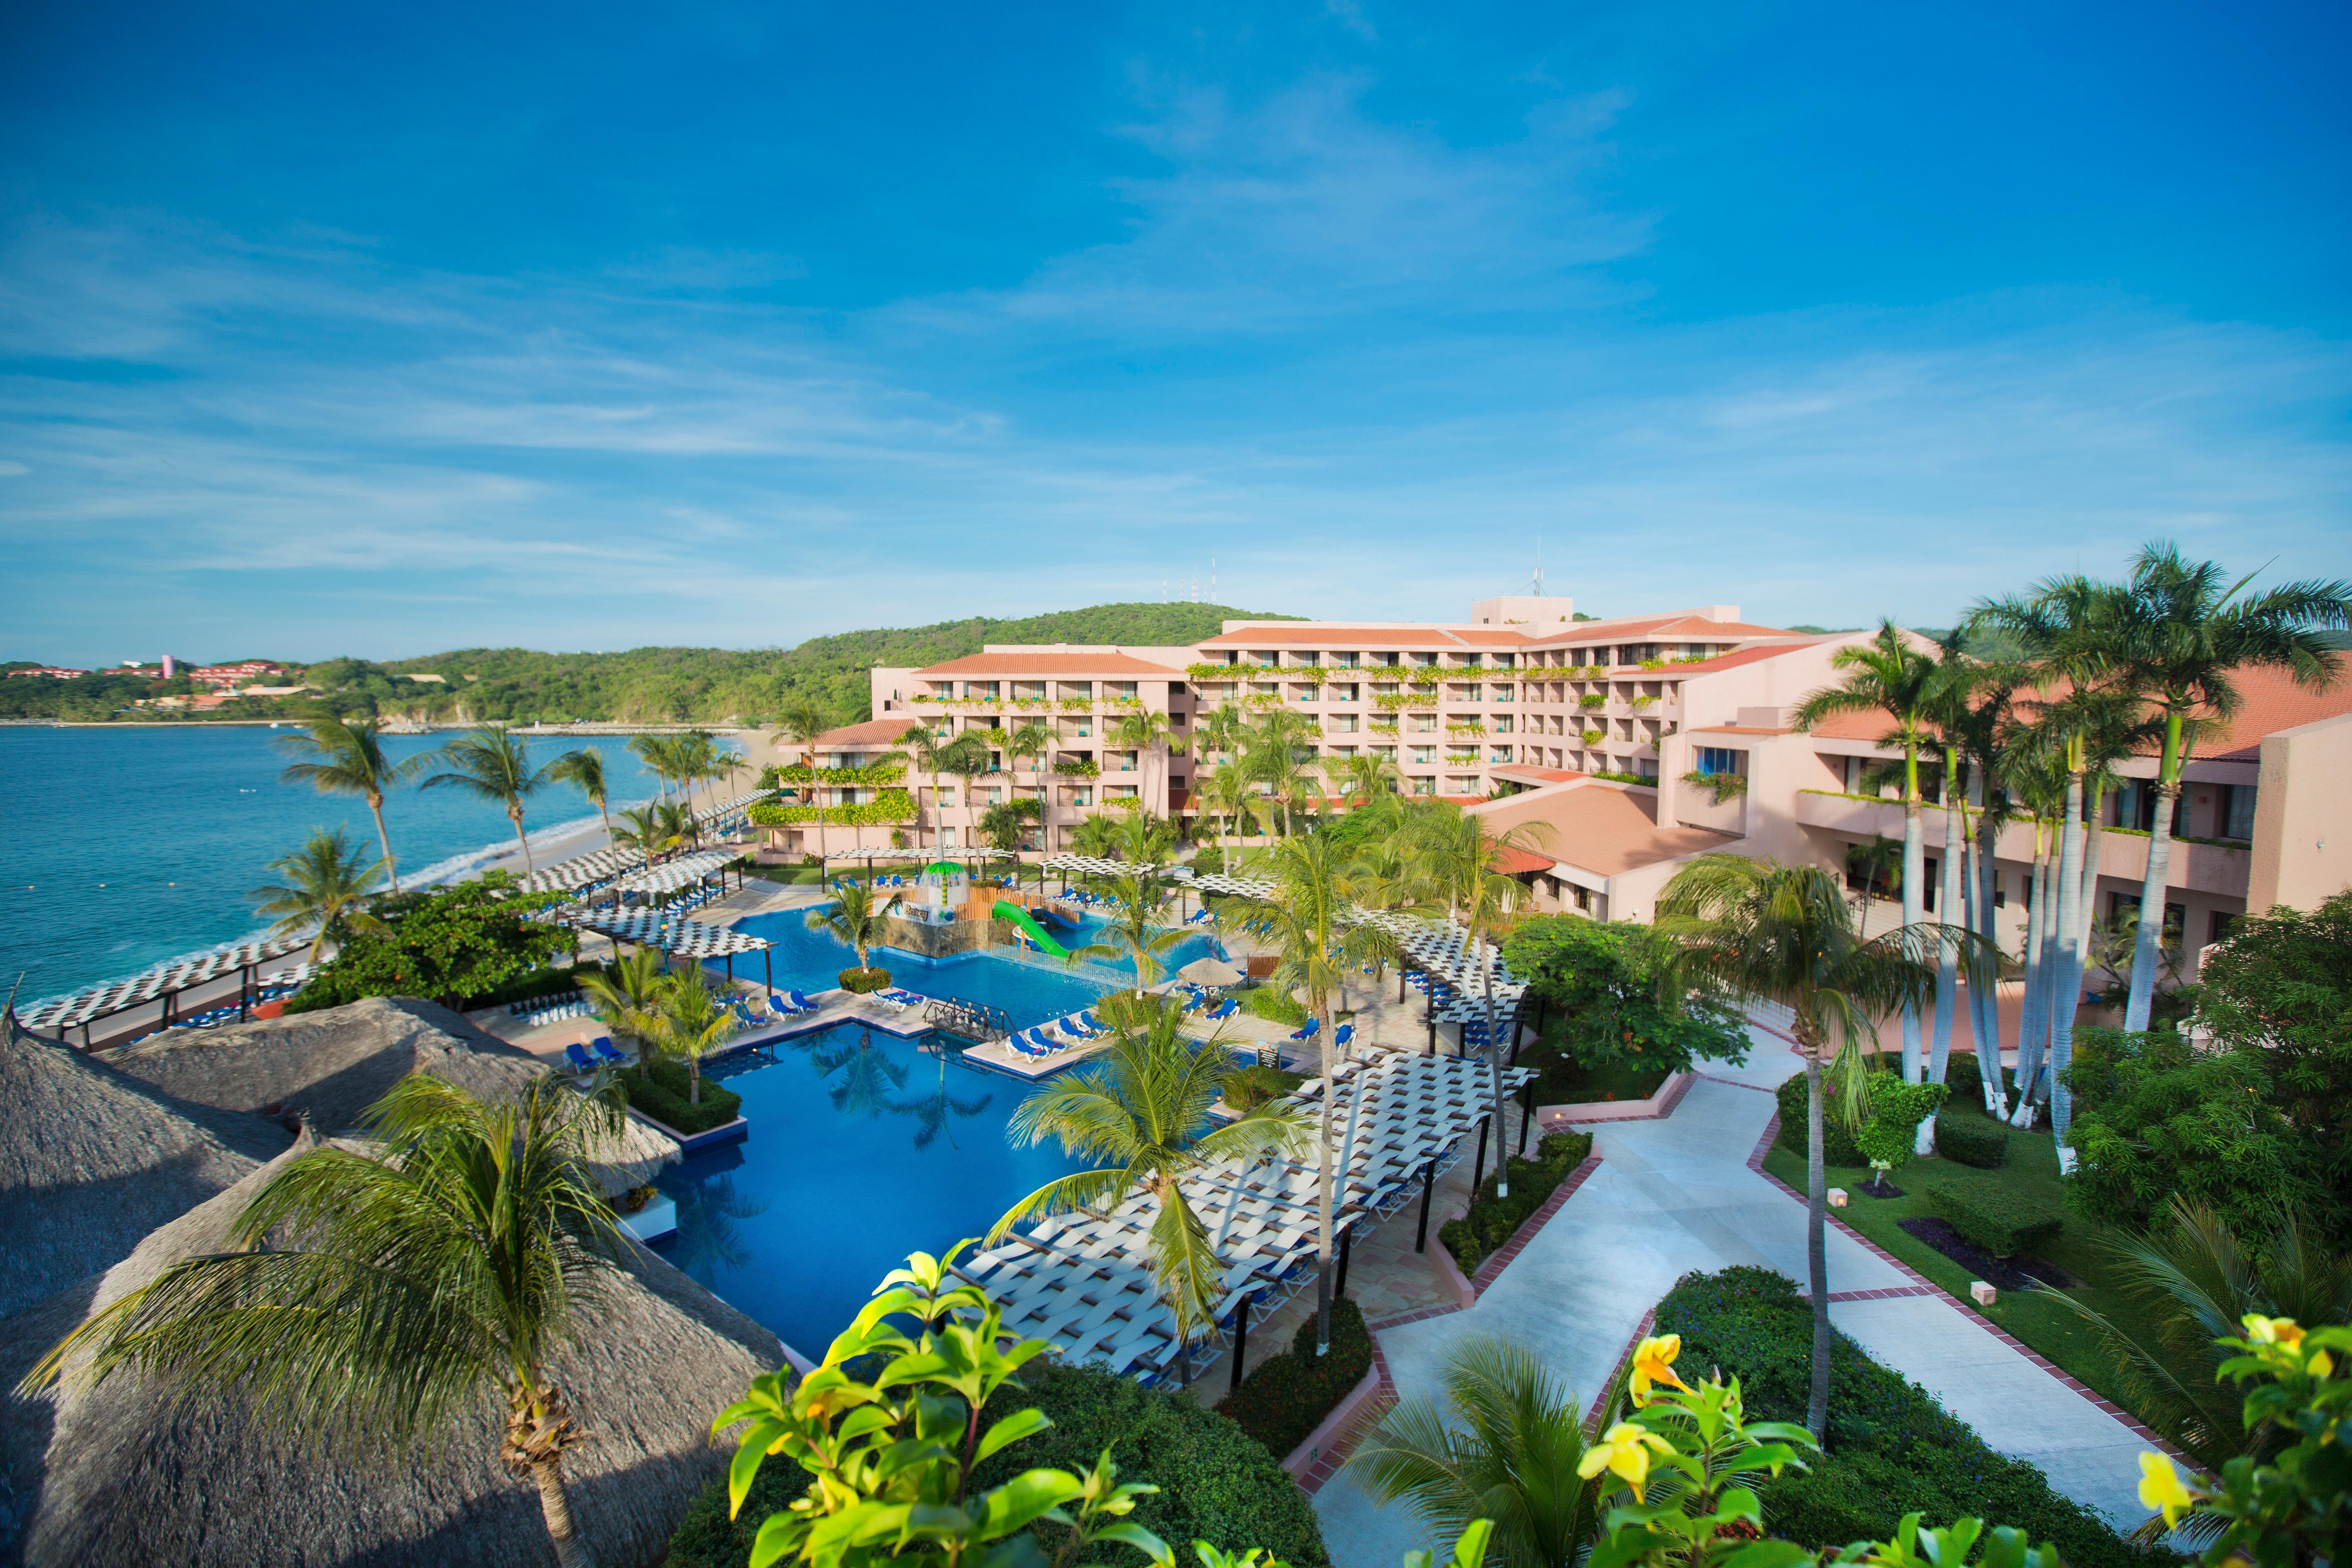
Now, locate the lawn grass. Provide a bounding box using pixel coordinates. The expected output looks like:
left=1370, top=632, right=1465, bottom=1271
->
left=1761, top=1094, right=2165, bottom=1421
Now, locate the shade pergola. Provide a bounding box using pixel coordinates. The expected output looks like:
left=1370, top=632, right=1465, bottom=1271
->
left=548, top=906, right=780, bottom=991
left=1041, top=855, right=1169, bottom=879
left=695, top=790, right=770, bottom=829
left=515, top=846, right=646, bottom=896
left=23, top=934, right=316, bottom=1044
left=604, top=849, right=738, bottom=899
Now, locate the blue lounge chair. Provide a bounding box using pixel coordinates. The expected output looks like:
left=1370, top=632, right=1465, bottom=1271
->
left=1288, top=1018, right=1320, bottom=1042
left=563, top=1042, right=596, bottom=1074
left=1332, top=1022, right=1354, bottom=1050
left=592, top=1037, right=627, bottom=1067
left=1078, top=1010, right=1106, bottom=1035
left=788, top=989, right=821, bottom=1012
left=1203, top=999, right=1239, bottom=1023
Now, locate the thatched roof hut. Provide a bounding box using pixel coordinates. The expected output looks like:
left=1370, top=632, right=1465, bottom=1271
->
left=0, top=1015, right=291, bottom=1321
left=104, top=997, right=679, bottom=1193
left=2, top=1133, right=786, bottom=1568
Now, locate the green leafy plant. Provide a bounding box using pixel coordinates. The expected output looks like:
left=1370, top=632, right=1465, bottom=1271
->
left=1438, top=1131, right=1594, bottom=1274
left=1679, top=769, right=1747, bottom=806
left=750, top=790, right=920, bottom=827
left=285, top=872, right=577, bottom=1013
left=1927, top=1185, right=2066, bottom=1258
left=1855, top=1082, right=1947, bottom=1194
left=1217, top=1296, right=1373, bottom=1460
left=1503, top=919, right=1748, bottom=1080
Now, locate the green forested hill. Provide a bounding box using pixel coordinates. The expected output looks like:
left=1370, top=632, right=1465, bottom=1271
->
left=2, top=601, right=1298, bottom=725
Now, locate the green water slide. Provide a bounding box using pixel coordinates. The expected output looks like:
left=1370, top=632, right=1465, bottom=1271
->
left=994, top=900, right=1071, bottom=958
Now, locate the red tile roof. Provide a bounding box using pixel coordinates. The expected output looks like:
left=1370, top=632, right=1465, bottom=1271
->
left=1196, top=615, right=1799, bottom=651
left=1196, top=625, right=1483, bottom=649
left=813, top=718, right=922, bottom=750
left=1473, top=782, right=1737, bottom=875
left=1491, top=845, right=1557, bottom=875
left=913, top=651, right=1188, bottom=677
left=1492, top=764, right=1588, bottom=783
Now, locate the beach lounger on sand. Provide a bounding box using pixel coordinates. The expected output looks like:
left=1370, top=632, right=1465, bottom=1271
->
left=563, top=1042, right=596, bottom=1074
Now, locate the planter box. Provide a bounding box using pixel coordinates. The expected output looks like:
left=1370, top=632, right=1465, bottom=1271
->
left=1538, top=1070, right=1693, bottom=1126
left=1279, top=1363, right=1385, bottom=1481
left=619, top=1193, right=677, bottom=1243
left=633, top=1110, right=751, bottom=1154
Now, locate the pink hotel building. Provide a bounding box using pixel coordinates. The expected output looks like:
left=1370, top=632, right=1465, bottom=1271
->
left=771, top=593, right=2350, bottom=970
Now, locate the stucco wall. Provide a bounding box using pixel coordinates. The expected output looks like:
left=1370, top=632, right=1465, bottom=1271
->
left=2249, top=710, right=2352, bottom=913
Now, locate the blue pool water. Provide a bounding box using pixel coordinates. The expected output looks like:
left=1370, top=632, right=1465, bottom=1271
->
left=650, top=1023, right=1079, bottom=1355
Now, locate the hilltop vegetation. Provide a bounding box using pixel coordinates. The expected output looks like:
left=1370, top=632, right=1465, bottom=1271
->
left=2, top=601, right=1297, bottom=726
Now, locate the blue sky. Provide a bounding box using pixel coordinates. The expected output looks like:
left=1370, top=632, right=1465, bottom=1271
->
left=2, top=0, right=2346, bottom=664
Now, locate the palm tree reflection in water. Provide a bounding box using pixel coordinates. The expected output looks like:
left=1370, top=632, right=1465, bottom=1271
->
left=664, top=1172, right=768, bottom=1287
left=797, top=1029, right=996, bottom=1149
left=894, top=1047, right=994, bottom=1151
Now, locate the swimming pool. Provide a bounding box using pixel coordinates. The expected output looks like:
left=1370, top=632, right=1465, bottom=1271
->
left=722, top=905, right=1225, bottom=1023
left=649, top=1022, right=1079, bottom=1356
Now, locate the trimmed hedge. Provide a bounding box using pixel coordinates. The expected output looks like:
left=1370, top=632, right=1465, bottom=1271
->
left=1773, top=1072, right=1866, bottom=1166
left=1438, top=1130, right=1594, bottom=1274
left=1927, top=1185, right=2064, bottom=1258
left=1652, top=1267, right=2143, bottom=1568
left=624, top=1058, right=742, bottom=1135
left=1934, top=1114, right=2009, bottom=1169
left=1215, top=1294, right=1371, bottom=1463
left=670, top=1360, right=1330, bottom=1568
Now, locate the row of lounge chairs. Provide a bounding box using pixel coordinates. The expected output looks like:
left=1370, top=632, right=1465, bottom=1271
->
left=874, top=988, right=927, bottom=1011
left=1007, top=1009, right=1109, bottom=1058
left=563, top=1036, right=629, bottom=1073
left=1174, top=984, right=1240, bottom=1022
left=509, top=989, right=583, bottom=1016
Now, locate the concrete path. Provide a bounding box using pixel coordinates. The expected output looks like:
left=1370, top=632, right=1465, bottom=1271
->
left=1311, top=1026, right=2155, bottom=1567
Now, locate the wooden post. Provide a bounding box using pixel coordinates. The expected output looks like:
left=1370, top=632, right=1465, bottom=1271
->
left=1470, top=1115, right=1490, bottom=1193
left=1414, top=1158, right=1437, bottom=1254
left=1336, top=1223, right=1354, bottom=1299
left=1227, top=1292, right=1252, bottom=1394
left=764, top=949, right=773, bottom=994
left=1519, top=1082, right=1535, bottom=1155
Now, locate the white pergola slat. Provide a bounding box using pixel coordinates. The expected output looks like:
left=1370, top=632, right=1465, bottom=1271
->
left=515, top=846, right=646, bottom=895
left=1041, top=854, right=1169, bottom=878
left=22, top=933, right=315, bottom=1031
left=550, top=906, right=772, bottom=958
left=604, top=849, right=738, bottom=898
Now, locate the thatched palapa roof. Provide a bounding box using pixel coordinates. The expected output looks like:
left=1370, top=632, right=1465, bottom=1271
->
left=2, top=1134, right=786, bottom=1568
left=0, top=1015, right=292, bottom=1321
left=104, top=996, right=680, bottom=1193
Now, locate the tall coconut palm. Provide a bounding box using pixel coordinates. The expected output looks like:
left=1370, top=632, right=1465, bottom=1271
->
left=628, top=733, right=678, bottom=805
left=1109, top=706, right=1192, bottom=822
left=577, top=947, right=668, bottom=1059
left=807, top=879, right=901, bottom=978
left=1950, top=664, right=2027, bottom=1118
left=1216, top=833, right=1400, bottom=1357
left=2092, top=544, right=2351, bottom=1031
left=1202, top=758, right=1255, bottom=846
left=1197, top=699, right=1252, bottom=767
left=21, top=1073, right=631, bottom=1568
left=547, top=748, right=615, bottom=845
left=902, top=724, right=954, bottom=853
left=1793, top=622, right=1940, bottom=1086
left=275, top=712, right=424, bottom=891
left=993, top=1001, right=1310, bottom=1385
left=771, top=699, right=837, bottom=862
left=648, top=967, right=733, bottom=1107
left=1335, top=751, right=1403, bottom=811
left=1069, top=866, right=1189, bottom=996
left=1408, top=807, right=1554, bottom=1197
left=249, top=826, right=390, bottom=964
left=941, top=732, right=995, bottom=855
left=611, top=804, right=674, bottom=873
left=1654, top=854, right=1986, bottom=1435
left=422, top=726, right=553, bottom=875
left=1347, top=1336, right=1616, bottom=1568
left=1002, top=723, right=1051, bottom=851
left=1916, top=633, right=1990, bottom=1150
left=1247, top=710, right=1321, bottom=838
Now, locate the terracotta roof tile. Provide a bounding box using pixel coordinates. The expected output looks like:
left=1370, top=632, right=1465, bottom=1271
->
left=1470, top=782, right=1737, bottom=875
left=813, top=718, right=921, bottom=750
left=913, top=651, right=1188, bottom=677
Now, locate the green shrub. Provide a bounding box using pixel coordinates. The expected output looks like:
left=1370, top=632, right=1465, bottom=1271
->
left=1223, top=1064, right=1304, bottom=1111
left=1855, top=1080, right=1947, bottom=1177
left=1942, top=1052, right=1985, bottom=1107
left=1935, top=1114, right=2009, bottom=1169
left=670, top=1360, right=1330, bottom=1568
left=1650, top=1267, right=2142, bottom=1568
left=1775, top=1072, right=1865, bottom=1165
left=624, top=1058, right=742, bottom=1135
left=1237, top=984, right=1308, bottom=1028
left=1215, top=1294, right=1372, bottom=1466
left=1927, top=1184, right=2064, bottom=1258
left=1437, top=1130, right=1592, bottom=1272
left=837, top=966, right=890, bottom=994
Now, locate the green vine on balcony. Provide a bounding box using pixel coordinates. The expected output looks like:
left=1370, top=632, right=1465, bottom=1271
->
left=1680, top=768, right=1748, bottom=804
left=1581, top=729, right=1606, bottom=744
left=1051, top=757, right=1100, bottom=776
left=1577, top=694, right=1606, bottom=710
left=771, top=762, right=907, bottom=787
left=748, top=789, right=917, bottom=827
left=1630, top=695, right=1656, bottom=709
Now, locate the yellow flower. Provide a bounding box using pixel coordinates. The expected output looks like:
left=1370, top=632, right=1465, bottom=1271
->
left=1578, top=1422, right=1673, bottom=1501
left=2242, top=1314, right=2305, bottom=1348
left=2137, top=1452, right=2197, bottom=1528
left=1630, top=1334, right=1694, bottom=1406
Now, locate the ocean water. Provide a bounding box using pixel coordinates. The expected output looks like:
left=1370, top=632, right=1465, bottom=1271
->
left=0, top=725, right=687, bottom=1006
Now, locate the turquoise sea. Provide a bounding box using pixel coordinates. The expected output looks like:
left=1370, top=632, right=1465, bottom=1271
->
left=0, top=726, right=690, bottom=1009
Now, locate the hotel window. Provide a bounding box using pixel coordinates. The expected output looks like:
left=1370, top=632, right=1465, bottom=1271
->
left=1069, top=787, right=1093, bottom=806
left=2221, top=784, right=2258, bottom=840
left=1330, top=714, right=1359, bottom=733
left=1489, top=746, right=1513, bottom=763
left=1330, top=683, right=1359, bottom=702
left=1372, top=651, right=1399, bottom=667
left=1492, top=684, right=1513, bottom=702
left=1695, top=746, right=1744, bottom=777
left=1060, top=681, right=1092, bottom=699
left=1329, top=745, right=1357, bottom=760
left=1571, top=882, right=1592, bottom=912
left=1493, top=653, right=1515, bottom=669
left=2209, top=909, right=2239, bottom=945
left=1372, top=744, right=1396, bottom=761
left=1410, top=745, right=1437, bottom=764
left=1492, top=715, right=1513, bottom=733
left=1412, top=651, right=1438, bottom=667
left=1251, top=650, right=1278, bottom=667
left=1110, top=681, right=1138, bottom=700
left=1251, top=682, right=1280, bottom=698
left=1106, top=784, right=1139, bottom=801
left=1451, top=684, right=1483, bottom=700
left=1372, top=681, right=1399, bottom=695
left=1334, top=652, right=1360, bottom=668
left=1409, top=715, right=1437, bottom=733
left=1409, top=776, right=1435, bottom=796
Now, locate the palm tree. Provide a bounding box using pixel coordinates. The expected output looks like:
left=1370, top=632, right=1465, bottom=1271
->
left=902, top=724, right=954, bottom=853
left=1216, top=833, right=1400, bottom=1357
left=578, top=947, right=667, bottom=1059
left=1335, top=751, right=1403, bottom=811
left=1917, top=633, right=1989, bottom=1149
left=2042, top=1198, right=2350, bottom=1470
left=21, top=1074, right=630, bottom=1568
left=422, top=726, right=552, bottom=875
left=547, top=748, right=615, bottom=845
left=647, top=967, right=736, bottom=1107
left=629, top=733, right=679, bottom=806
left=2091, top=544, right=2351, bottom=1031
left=1950, top=665, right=2027, bottom=1118
left=249, top=826, right=390, bottom=964
left=1069, top=866, right=1189, bottom=996
left=811, top=1028, right=910, bottom=1117
left=1002, top=723, right=1051, bottom=851
left=1793, top=622, right=1940, bottom=1086
left=807, top=878, right=902, bottom=979
left=1407, top=806, right=1553, bottom=1196
left=1201, top=758, right=1255, bottom=846
left=275, top=712, right=424, bottom=891
left=772, top=699, right=837, bottom=862
left=654, top=798, right=699, bottom=853
left=1245, top=710, right=1321, bottom=839
left=942, top=732, right=995, bottom=855
left=1654, top=853, right=1986, bottom=1435
left=1196, top=699, right=1252, bottom=769
left=1109, top=706, right=1192, bottom=822
left=611, top=804, right=675, bottom=872
left=993, top=1002, right=1309, bottom=1384
left=1069, top=813, right=1123, bottom=859
left=1346, top=1336, right=1616, bottom=1568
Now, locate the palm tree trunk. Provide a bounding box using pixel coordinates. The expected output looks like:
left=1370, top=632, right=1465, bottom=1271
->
left=512, top=804, right=535, bottom=877
left=2124, top=718, right=2183, bottom=1031
left=1312, top=989, right=1336, bottom=1358
left=2049, top=772, right=2087, bottom=1147
left=1899, top=782, right=1924, bottom=1084
left=1972, top=810, right=2007, bottom=1118
left=367, top=790, right=402, bottom=893
left=596, top=799, right=612, bottom=848
left=1921, top=770, right=1963, bottom=1154
left=1480, top=928, right=1507, bottom=1198
left=2011, top=840, right=2052, bottom=1127
left=1802, top=1046, right=1832, bottom=1437
left=2078, top=784, right=2108, bottom=996
left=531, top=1457, right=595, bottom=1568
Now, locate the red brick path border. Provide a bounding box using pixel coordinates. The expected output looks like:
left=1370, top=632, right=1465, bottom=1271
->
left=1747, top=1108, right=2189, bottom=1465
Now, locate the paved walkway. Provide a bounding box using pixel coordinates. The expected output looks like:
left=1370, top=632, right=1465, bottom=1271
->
left=1311, top=1027, right=2156, bottom=1567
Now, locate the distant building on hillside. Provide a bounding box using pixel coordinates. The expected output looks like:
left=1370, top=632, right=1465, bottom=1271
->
left=6, top=667, right=91, bottom=678
left=187, top=659, right=291, bottom=688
